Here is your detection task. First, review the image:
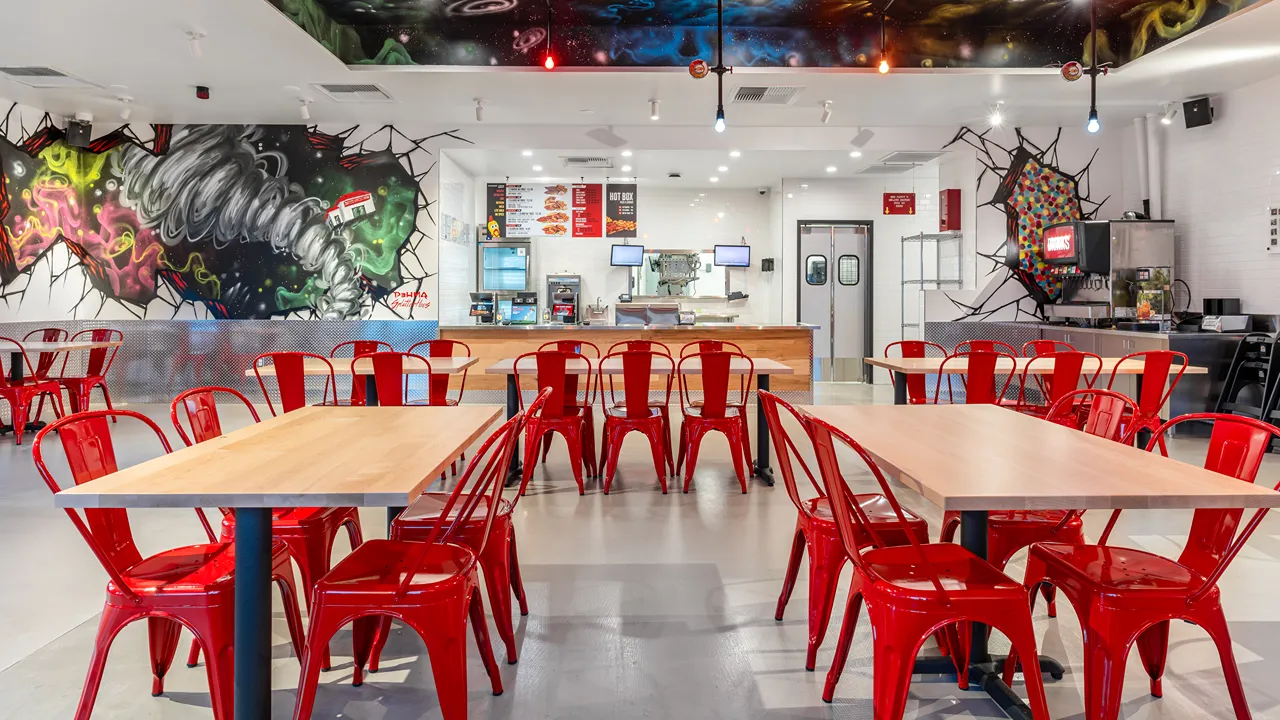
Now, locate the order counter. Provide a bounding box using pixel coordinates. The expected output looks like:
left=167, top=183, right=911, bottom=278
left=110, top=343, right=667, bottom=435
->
left=439, top=323, right=816, bottom=400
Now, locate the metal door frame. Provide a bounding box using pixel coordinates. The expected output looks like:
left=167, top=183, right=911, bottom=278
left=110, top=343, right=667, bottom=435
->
left=796, top=220, right=875, bottom=383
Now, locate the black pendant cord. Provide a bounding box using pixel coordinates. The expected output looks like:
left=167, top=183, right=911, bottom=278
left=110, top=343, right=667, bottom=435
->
left=1089, top=0, right=1097, bottom=114
left=546, top=0, right=552, bottom=61
left=708, top=0, right=732, bottom=129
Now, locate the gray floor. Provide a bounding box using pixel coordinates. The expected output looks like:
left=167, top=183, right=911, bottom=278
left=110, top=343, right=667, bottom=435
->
left=3, top=382, right=1280, bottom=719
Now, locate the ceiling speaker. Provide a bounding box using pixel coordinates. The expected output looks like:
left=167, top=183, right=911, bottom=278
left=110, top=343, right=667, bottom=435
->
left=65, top=120, right=92, bottom=148
left=1183, top=97, right=1213, bottom=129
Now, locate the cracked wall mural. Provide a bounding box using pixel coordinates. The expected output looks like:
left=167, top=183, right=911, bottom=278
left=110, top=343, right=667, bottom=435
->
left=941, top=127, right=1107, bottom=322
left=0, top=107, right=470, bottom=320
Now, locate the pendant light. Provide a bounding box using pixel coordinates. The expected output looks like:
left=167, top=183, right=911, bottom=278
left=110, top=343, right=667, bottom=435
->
left=878, top=1, right=894, bottom=73
left=1084, top=0, right=1102, bottom=133
left=709, top=0, right=732, bottom=133
left=543, top=0, right=556, bottom=70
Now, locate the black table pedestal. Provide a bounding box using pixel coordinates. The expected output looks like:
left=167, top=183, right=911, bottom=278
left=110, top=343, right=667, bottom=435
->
left=751, top=374, right=775, bottom=486
left=233, top=507, right=273, bottom=720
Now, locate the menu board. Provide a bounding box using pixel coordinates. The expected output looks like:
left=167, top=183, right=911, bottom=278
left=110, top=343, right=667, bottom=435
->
left=485, top=183, right=571, bottom=237
left=572, top=184, right=603, bottom=238
left=484, top=183, right=506, bottom=238
left=606, top=183, right=638, bottom=237
left=883, top=192, right=916, bottom=215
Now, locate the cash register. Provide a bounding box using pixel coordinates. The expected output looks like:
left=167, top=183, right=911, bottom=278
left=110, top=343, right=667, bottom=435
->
left=469, top=292, right=495, bottom=325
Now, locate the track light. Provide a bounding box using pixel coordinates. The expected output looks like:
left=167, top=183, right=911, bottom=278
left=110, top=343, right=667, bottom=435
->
left=475, top=99, right=485, bottom=122
left=298, top=99, right=311, bottom=121
left=820, top=100, right=832, bottom=124
left=1161, top=103, right=1178, bottom=125
left=1086, top=107, right=1100, bottom=134
left=989, top=102, right=1004, bottom=127
left=650, top=100, right=660, bottom=121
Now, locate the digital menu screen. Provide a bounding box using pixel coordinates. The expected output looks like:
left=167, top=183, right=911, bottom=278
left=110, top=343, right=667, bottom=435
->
left=1043, top=224, right=1077, bottom=261
left=713, top=245, right=751, bottom=267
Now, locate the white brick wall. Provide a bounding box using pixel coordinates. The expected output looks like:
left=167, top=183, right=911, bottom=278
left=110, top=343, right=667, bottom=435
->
left=1158, top=72, right=1280, bottom=314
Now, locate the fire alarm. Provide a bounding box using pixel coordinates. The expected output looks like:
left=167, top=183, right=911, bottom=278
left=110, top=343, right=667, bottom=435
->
left=195, top=85, right=210, bottom=100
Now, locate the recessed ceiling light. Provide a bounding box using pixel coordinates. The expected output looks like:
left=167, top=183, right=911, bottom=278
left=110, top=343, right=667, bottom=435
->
left=522, top=150, right=533, bottom=157
left=787, top=193, right=794, bottom=199
left=729, top=150, right=741, bottom=158
left=699, top=193, right=706, bottom=197
left=801, top=184, right=809, bottom=190
left=709, top=177, right=719, bottom=183
left=826, top=166, right=837, bottom=173
left=689, top=203, right=695, bottom=207
left=621, top=165, right=632, bottom=172
left=622, top=149, right=633, bottom=157
left=717, top=165, right=728, bottom=172
left=532, top=165, right=543, bottom=171
left=849, top=150, right=862, bottom=158
left=717, top=211, right=725, bottom=218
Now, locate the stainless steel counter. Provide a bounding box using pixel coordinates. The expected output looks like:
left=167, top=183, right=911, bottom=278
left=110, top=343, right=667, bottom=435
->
left=438, top=323, right=819, bottom=331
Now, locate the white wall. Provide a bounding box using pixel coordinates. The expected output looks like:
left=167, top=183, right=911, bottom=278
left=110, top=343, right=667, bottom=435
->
left=1155, top=73, right=1280, bottom=313
left=437, top=153, right=476, bottom=326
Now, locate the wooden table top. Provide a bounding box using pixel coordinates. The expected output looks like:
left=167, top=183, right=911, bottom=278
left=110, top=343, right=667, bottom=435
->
left=54, top=405, right=502, bottom=509
left=246, top=356, right=478, bottom=377
left=0, top=339, right=122, bottom=353
left=865, top=356, right=1207, bottom=376
left=800, top=404, right=1280, bottom=512
left=485, top=357, right=795, bottom=375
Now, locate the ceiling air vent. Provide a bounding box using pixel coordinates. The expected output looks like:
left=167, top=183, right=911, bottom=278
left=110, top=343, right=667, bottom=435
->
left=732, top=86, right=804, bottom=106
left=880, top=151, right=945, bottom=164
left=855, top=164, right=917, bottom=176
left=0, top=66, right=98, bottom=89
left=310, top=83, right=394, bottom=103
left=562, top=156, right=615, bottom=169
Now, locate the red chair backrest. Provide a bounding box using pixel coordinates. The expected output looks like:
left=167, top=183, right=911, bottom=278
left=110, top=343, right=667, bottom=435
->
left=804, top=413, right=952, bottom=604
left=514, top=350, right=593, bottom=420
left=602, top=350, right=673, bottom=419
left=955, top=339, right=1018, bottom=356
left=23, top=327, right=68, bottom=379
left=67, top=328, right=123, bottom=377
left=885, top=340, right=946, bottom=403
left=1021, top=351, right=1103, bottom=407
left=1023, top=339, right=1075, bottom=357
left=410, top=339, right=472, bottom=406
left=171, top=386, right=262, bottom=446
left=607, top=340, right=672, bottom=356
left=394, top=389, right=549, bottom=599
left=539, top=339, right=601, bottom=357
left=1044, top=388, right=1138, bottom=442
left=679, top=340, right=743, bottom=358
left=1107, top=350, right=1188, bottom=419
left=0, top=337, right=36, bottom=389
left=32, top=410, right=204, bottom=602
left=933, top=350, right=1016, bottom=405
left=331, top=340, right=393, bottom=405
left=758, top=390, right=827, bottom=518
left=678, top=351, right=752, bottom=419
left=352, top=352, right=433, bottom=407
left=253, top=352, right=336, bottom=416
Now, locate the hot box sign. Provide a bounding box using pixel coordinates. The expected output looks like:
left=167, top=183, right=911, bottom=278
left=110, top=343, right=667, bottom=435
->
left=883, top=192, right=916, bottom=215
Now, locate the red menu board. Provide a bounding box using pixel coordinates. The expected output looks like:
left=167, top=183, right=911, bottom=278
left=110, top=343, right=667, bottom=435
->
left=572, top=184, right=603, bottom=238
left=883, top=192, right=916, bottom=215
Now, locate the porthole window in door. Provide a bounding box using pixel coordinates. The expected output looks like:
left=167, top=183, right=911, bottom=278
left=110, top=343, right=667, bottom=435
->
left=805, top=255, right=827, bottom=285
left=837, top=254, right=860, bottom=285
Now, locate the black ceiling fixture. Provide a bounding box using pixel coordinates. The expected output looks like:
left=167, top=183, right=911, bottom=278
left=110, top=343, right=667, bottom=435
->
left=543, top=0, right=555, bottom=70
left=710, top=0, right=732, bottom=132
left=878, top=0, right=895, bottom=74
left=1083, top=0, right=1109, bottom=133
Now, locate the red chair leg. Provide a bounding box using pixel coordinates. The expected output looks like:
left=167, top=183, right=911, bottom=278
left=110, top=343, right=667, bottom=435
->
left=147, top=616, right=183, bottom=696
left=76, top=604, right=138, bottom=720
left=479, top=526, right=518, bottom=663
left=642, top=423, right=669, bottom=494
left=100, top=382, right=116, bottom=420
left=509, top=531, right=529, bottom=617
left=804, top=532, right=846, bottom=671
left=1136, top=620, right=1171, bottom=698
left=194, top=605, right=236, bottom=720
left=291, top=601, right=344, bottom=720
left=273, top=564, right=307, bottom=663
left=821, top=587, right=863, bottom=703
left=681, top=425, right=706, bottom=493
left=583, top=411, right=598, bottom=478
left=540, top=433, right=553, bottom=463
left=726, top=424, right=749, bottom=494
left=10, top=396, right=30, bottom=446
left=413, top=599, right=475, bottom=720
left=675, top=420, right=687, bottom=475
left=991, top=611, right=1052, bottom=720
left=1083, top=630, right=1134, bottom=720
left=1197, top=605, right=1254, bottom=720
left=467, top=591, right=504, bottom=695
left=350, top=615, right=380, bottom=687
left=601, top=424, right=624, bottom=494
left=775, top=527, right=806, bottom=621
left=864, top=605, right=932, bottom=717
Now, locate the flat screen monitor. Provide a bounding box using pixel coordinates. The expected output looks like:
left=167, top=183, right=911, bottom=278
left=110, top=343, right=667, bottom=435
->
left=714, top=244, right=751, bottom=267
left=496, top=298, right=513, bottom=320
left=507, top=303, right=538, bottom=324
left=1042, top=223, right=1078, bottom=264
left=610, top=244, right=644, bottom=267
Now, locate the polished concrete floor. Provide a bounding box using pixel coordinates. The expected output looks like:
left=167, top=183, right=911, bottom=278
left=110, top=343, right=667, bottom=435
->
left=2, top=383, right=1280, bottom=719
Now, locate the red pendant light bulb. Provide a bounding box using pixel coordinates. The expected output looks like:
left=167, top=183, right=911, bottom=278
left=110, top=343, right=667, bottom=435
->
left=542, top=0, right=555, bottom=70
left=544, top=54, right=555, bottom=70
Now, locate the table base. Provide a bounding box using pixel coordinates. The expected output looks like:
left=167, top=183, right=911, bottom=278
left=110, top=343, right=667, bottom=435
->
left=751, top=374, right=775, bottom=486
left=911, top=655, right=1064, bottom=720
left=233, top=507, right=273, bottom=720
left=0, top=420, right=47, bottom=436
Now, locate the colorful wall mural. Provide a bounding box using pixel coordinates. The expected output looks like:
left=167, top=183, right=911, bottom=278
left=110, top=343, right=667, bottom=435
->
left=266, top=0, right=1264, bottom=70
left=0, top=109, right=468, bottom=320
left=942, top=127, right=1106, bottom=320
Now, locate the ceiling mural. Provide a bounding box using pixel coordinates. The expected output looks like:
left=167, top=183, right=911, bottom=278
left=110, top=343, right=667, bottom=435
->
left=267, top=0, right=1262, bottom=69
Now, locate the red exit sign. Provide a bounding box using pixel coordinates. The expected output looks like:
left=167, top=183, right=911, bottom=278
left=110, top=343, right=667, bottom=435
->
left=883, top=192, right=916, bottom=215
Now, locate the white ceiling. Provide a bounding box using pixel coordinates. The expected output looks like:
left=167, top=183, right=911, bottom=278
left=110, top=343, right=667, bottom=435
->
left=1, top=0, right=1278, bottom=132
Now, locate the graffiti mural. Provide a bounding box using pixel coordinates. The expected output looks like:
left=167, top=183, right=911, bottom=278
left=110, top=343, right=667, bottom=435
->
left=942, top=127, right=1106, bottom=320
left=265, top=0, right=1264, bottom=70
left=0, top=111, right=469, bottom=319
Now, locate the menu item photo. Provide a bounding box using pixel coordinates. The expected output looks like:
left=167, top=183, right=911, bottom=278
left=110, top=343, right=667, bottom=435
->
left=544, top=197, right=568, bottom=211
left=537, top=211, right=570, bottom=223
left=544, top=184, right=568, bottom=195
left=542, top=224, right=567, bottom=235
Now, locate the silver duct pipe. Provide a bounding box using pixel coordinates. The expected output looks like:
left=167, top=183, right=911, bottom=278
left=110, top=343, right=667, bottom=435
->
left=1145, top=112, right=1164, bottom=220
left=1133, top=116, right=1150, bottom=209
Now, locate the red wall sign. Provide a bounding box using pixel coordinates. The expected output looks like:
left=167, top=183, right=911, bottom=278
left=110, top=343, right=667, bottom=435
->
left=571, top=184, right=603, bottom=238
left=883, top=192, right=916, bottom=215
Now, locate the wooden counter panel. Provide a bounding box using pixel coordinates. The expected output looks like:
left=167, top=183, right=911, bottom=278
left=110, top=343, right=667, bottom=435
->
left=441, top=326, right=813, bottom=392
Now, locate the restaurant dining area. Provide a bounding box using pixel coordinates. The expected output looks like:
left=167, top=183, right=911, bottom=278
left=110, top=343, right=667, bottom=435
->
left=6, top=1, right=1280, bottom=719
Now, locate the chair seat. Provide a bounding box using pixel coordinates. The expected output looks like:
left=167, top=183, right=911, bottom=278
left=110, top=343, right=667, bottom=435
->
left=605, top=405, right=663, bottom=420
left=682, top=406, right=742, bottom=419
left=862, top=543, right=1023, bottom=598
left=317, top=539, right=475, bottom=595
left=1, top=379, right=59, bottom=394
left=1032, top=542, right=1209, bottom=595
left=113, top=540, right=288, bottom=597
left=804, top=494, right=926, bottom=527
left=398, top=493, right=514, bottom=524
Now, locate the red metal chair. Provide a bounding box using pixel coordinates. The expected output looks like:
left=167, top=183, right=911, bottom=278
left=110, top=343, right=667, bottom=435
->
left=291, top=404, right=530, bottom=719
left=516, top=350, right=598, bottom=495
left=930, top=350, right=1017, bottom=405
left=1014, top=350, right=1103, bottom=417
left=23, top=327, right=68, bottom=422
left=375, top=388, right=553, bottom=669
left=1022, top=339, right=1075, bottom=356
left=1106, top=349, right=1189, bottom=456
left=410, top=339, right=473, bottom=406
left=0, top=338, right=66, bottom=445
left=1006, top=412, right=1280, bottom=720
left=939, top=388, right=1138, bottom=616
left=351, top=351, right=435, bottom=407
left=884, top=340, right=946, bottom=405
left=327, top=340, right=393, bottom=406
left=54, top=328, right=122, bottom=414
left=680, top=340, right=753, bottom=460
left=678, top=339, right=743, bottom=357
left=535, top=340, right=601, bottom=465
left=33, top=410, right=305, bottom=720
left=954, top=339, right=1019, bottom=356
left=170, top=387, right=365, bottom=670
left=252, top=351, right=338, bottom=416
left=760, top=391, right=930, bottom=671
left=676, top=351, right=753, bottom=494
left=607, top=339, right=672, bottom=356
left=607, top=341, right=675, bottom=458
left=599, top=350, right=675, bottom=494
left=803, top=413, right=1052, bottom=717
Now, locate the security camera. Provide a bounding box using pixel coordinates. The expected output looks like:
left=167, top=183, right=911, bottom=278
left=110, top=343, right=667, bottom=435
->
left=757, top=187, right=769, bottom=196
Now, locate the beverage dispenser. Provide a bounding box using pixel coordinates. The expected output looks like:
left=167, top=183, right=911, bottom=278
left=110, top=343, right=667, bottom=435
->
left=546, top=274, right=582, bottom=324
